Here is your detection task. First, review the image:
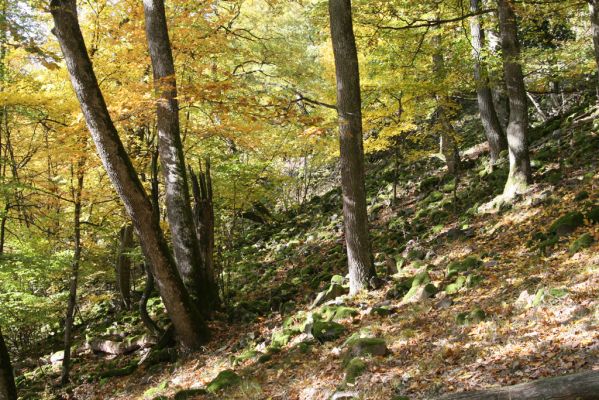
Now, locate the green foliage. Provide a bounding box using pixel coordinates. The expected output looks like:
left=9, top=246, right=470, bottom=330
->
left=207, top=370, right=241, bottom=393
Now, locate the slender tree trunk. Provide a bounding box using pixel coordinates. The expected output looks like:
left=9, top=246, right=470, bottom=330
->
left=589, top=1, right=599, bottom=96
left=497, top=0, right=532, bottom=198
left=61, top=160, right=84, bottom=385
left=142, top=0, right=209, bottom=312
left=0, top=326, right=16, bottom=400
left=328, top=0, right=376, bottom=295
left=116, top=224, right=134, bottom=309
left=470, top=0, right=507, bottom=164
left=50, top=0, right=209, bottom=349
left=432, top=27, right=460, bottom=175
left=139, top=263, right=163, bottom=337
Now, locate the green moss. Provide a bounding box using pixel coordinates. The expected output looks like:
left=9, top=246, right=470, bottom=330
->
left=207, top=370, right=241, bottom=393
left=345, top=358, right=366, bottom=384
left=549, top=212, right=584, bottom=236
left=330, top=275, right=345, bottom=285
left=173, top=389, right=208, bottom=400
left=321, top=306, right=358, bottom=321
left=456, top=308, right=486, bottom=325
left=445, top=276, right=466, bottom=294
left=312, top=320, right=346, bottom=342
left=271, top=329, right=293, bottom=348
left=447, top=256, right=481, bottom=279
left=569, top=233, right=594, bottom=254
left=587, top=206, right=599, bottom=224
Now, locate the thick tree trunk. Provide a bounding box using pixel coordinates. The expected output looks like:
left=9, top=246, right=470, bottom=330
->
left=438, top=370, right=599, bottom=400
left=116, top=224, right=134, bottom=310
left=50, top=0, right=209, bottom=349
left=0, top=327, right=16, bottom=400
left=189, top=160, right=220, bottom=311
left=497, top=0, right=532, bottom=198
left=470, top=0, right=507, bottom=164
left=142, top=0, right=209, bottom=312
left=328, top=0, right=376, bottom=295
left=589, top=1, right=599, bottom=95
left=61, top=161, right=84, bottom=385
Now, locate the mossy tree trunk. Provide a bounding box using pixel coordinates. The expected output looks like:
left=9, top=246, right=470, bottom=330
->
left=328, top=0, right=376, bottom=295
left=116, top=224, right=134, bottom=310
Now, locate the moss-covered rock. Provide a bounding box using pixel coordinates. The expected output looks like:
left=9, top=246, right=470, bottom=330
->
left=271, top=329, right=293, bottom=348
left=447, top=256, right=481, bottom=279
left=321, top=305, right=358, bottom=322
left=569, top=233, right=594, bottom=254
left=549, top=212, right=584, bottom=236
left=445, top=276, right=466, bottom=294
left=207, top=370, right=241, bottom=393
left=346, top=337, right=389, bottom=357
left=344, top=358, right=367, bottom=384
left=311, top=320, right=346, bottom=342
left=371, top=306, right=394, bottom=317
left=456, top=308, right=487, bottom=325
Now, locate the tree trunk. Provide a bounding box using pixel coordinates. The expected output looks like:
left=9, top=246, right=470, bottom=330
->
left=470, top=0, right=507, bottom=164
left=438, top=370, right=599, bottom=400
left=61, top=160, right=84, bottom=385
left=497, top=0, right=532, bottom=198
left=328, top=0, right=376, bottom=295
left=189, top=160, right=220, bottom=311
left=50, top=0, right=209, bottom=350
left=139, top=263, right=163, bottom=337
left=142, top=0, right=209, bottom=313
left=116, top=224, right=134, bottom=310
left=0, top=327, right=16, bottom=400
left=589, top=1, right=599, bottom=96
left=432, top=26, right=460, bottom=176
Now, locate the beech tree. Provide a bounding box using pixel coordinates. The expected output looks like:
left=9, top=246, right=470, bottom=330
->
left=49, top=0, right=209, bottom=349
left=497, top=0, right=532, bottom=198
left=328, top=0, right=377, bottom=294
left=142, top=0, right=211, bottom=313
left=470, top=0, right=507, bottom=164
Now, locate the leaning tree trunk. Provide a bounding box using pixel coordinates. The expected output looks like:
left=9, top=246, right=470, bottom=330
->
left=50, top=0, right=209, bottom=350
left=470, top=0, right=507, bottom=164
left=438, top=370, right=599, bottom=400
left=61, top=159, right=84, bottom=385
left=0, top=327, right=16, bottom=400
left=497, top=0, right=532, bottom=198
left=116, top=224, right=134, bottom=310
left=139, top=263, right=163, bottom=337
left=142, top=0, right=209, bottom=313
left=328, top=0, right=376, bottom=295
left=189, top=159, right=220, bottom=311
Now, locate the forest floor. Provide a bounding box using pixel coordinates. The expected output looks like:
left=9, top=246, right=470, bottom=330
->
left=15, top=105, right=599, bottom=399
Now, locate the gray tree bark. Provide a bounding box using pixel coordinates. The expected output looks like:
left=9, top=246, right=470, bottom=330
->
left=50, top=0, right=209, bottom=349
left=142, top=0, right=210, bottom=313
left=497, top=0, right=532, bottom=198
left=328, top=0, right=376, bottom=295
left=470, top=0, right=507, bottom=164
left=438, top=370, right=599, bottom=400
left=0, top=327, right=16, bottom=400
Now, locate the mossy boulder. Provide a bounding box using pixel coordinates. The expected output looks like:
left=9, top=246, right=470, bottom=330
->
left=371, top=306, right=394, bottom=317
left=330, top=275, right=346, bottom=286
left=549, top=212, right=584, bottom=236
left=447, top=256, right=481, bottom=279
left=344, top=358, right=367, bottom=384
left=311, top=283, right=348, bottom=308
left=385, top=277, right=414, bottom=299
left=207, top=370, right=241, bottom=393
left=445, top=276, right=466, bottom=294
left=271, top=329, right=293, bottom=348
left=569, top=233, right=594, bottom=254
left=456, top=308, right=486, bottom=326
left=346, top=337, right=389, bottom=357
left=402, top=272, right=436, bottom=302
left=311, top=320, right=346, bottom=342
left=321, top=306, right=358, bottom=322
